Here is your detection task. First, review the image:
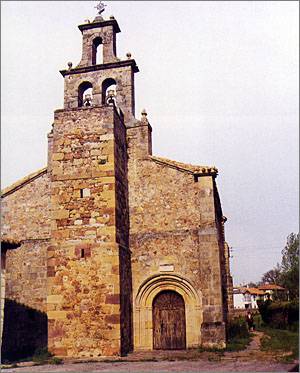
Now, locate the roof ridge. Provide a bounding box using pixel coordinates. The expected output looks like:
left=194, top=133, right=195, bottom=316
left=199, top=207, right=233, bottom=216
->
left=150, top=156, right=218, bottom=175
left=1, top=167, right=47, bottom=197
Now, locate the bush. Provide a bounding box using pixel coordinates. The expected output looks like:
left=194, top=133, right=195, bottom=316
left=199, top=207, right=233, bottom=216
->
left=288, top=301, right=299, bottom=324
left=257, top=299, right=272, bottom=324
left=227, top=317, right=249, bottom=339
left=257, top=300, right=299, bottom=329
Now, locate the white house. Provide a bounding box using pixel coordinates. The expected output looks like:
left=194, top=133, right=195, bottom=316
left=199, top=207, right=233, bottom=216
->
left=233, top=287, right=267, bottom=309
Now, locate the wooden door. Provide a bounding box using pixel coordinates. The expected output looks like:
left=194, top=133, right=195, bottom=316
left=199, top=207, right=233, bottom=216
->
left=153, top=290, right=186, bottom=350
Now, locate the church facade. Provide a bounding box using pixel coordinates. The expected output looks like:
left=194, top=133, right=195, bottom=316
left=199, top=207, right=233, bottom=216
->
left=1, top=11, right=233, bottom=359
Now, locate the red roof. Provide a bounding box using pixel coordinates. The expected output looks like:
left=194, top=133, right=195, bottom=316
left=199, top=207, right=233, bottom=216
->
left=236, top=287, right=266, bottom=295
left=243, top=287, right=266, bottom=295
left=258, top=284, right=285, bottom=291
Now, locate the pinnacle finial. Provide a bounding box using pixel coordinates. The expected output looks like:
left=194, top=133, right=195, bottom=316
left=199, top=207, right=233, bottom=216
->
left=141, top=109, right=148, bottom=119
left=94, top=1, right=106, bottom=16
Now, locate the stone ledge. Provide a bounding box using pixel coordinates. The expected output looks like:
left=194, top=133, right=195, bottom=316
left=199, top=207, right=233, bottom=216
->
left=60, top=59, right=139, bottom=76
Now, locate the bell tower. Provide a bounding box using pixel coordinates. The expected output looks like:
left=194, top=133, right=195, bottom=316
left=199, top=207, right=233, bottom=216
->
left=60, top=8, right=138, bottom=123
left=47, top=3, right=133, bottom=358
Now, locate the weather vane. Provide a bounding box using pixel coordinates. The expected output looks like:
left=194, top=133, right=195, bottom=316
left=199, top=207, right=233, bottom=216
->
left=94, top=1, right=106, bottom=16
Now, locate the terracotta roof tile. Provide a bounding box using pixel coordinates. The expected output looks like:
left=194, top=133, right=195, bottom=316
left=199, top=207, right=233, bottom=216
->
left=236, top=287, right=266, bottom=295
left=150, top=156, right=218, bottom=176
left=258, top=284, right=285, bottom=290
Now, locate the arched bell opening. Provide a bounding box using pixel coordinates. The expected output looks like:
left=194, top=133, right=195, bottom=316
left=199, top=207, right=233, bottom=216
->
left=102, top=78, right=117, bottom=106
left=92, top=37, right=103, bottom=65
left=78, top=81, right=93, bottom=107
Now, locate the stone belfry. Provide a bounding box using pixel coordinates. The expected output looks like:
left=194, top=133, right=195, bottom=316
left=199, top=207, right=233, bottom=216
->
left=47, top=3, right=135, bottom=357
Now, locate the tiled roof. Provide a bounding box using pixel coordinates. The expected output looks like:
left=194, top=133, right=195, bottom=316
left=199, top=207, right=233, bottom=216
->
left=150, top=156, right=218, bottom=176
left=235, top=287, right=266, bottom=295
left=1, top=167, right=47, bottom=197
left=258, top=284, right=285, bottom=291
left=239, top=287, right=266, bottom=295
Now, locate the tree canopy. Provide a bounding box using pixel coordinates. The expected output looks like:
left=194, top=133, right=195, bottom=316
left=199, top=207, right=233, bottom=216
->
left=259, top=233, right=299, bottom=300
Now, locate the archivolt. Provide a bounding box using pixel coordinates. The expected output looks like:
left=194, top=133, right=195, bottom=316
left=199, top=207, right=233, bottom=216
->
left=135, top=273, right=201, bottom=309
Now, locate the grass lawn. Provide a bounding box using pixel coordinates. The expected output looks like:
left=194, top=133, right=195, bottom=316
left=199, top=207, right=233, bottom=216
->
left=260, top=327, right=299, bottom=362
left=225, top=334, right=252, bottom=352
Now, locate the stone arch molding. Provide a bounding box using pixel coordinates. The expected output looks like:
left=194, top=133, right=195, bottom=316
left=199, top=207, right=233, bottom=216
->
left=134, top=273, right=203, bottom=350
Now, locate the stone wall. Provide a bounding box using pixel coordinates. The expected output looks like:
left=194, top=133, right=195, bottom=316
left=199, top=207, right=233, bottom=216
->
left=5, top=241, right=48, bottom=312
left=1, top=173, right=50, bottom=360
left=1, top=172, right=51, bottom=241
left=62, top=62, right=136, bottom=123
left=113, top=109, right=133, bottom=354
left=47, top=105, right=128, bottom=357
left=127, top=152, right=226, bottom=349
left=1, top=241, right=48, bottom=361
left=78, top=22, right=118, bottom=66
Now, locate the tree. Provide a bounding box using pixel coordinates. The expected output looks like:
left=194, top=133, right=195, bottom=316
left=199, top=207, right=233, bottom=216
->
left=261, top=263, right=282, bottom=285
left=280, top=233, right=299, bottom=300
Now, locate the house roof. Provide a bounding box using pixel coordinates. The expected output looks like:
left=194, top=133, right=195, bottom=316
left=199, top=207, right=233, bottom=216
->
left=1, top=167, right=47, bottom=197
left=241, top=287, right=266, bottom=295
left=258, top=284, right=285, bottom=291
left=234, top=287, right=266, bottom=295
left=150, top=156, right=218, bottom=176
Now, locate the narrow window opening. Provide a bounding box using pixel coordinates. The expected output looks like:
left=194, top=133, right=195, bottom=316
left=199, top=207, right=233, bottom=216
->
left=80, top=189, right=84, bottom=198
left=78, top=81, right=93, bottom=107
left=81, top=249, right=85, bottom=258
left=92, top=37, right=103, bottom=65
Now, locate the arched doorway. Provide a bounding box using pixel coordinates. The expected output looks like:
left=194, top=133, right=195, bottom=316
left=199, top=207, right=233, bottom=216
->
left=134, top=273, right=202, bottom=350
left=152, top=290, right=186, bottom=350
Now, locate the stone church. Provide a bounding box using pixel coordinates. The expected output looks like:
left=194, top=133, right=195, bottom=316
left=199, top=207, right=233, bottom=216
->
left=1, top=7, right=233, bottom=360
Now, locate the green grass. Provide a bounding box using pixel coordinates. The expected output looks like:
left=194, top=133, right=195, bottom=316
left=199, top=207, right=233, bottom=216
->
left=197, top=334, right=252, bottom=353
left=225, top=336, right=251, bottom=351
left=260, top=327, right=299, bottom=362
left=254, top=313, right=299, bottom=362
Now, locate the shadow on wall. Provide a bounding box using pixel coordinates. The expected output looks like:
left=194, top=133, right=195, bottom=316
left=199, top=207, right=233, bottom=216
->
left=1, top=299, right=47, bottom=362
left=119, top=247, right=133, bottom=355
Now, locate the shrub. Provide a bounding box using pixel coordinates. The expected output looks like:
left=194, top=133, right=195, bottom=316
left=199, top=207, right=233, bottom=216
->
left=227, top=317, right=249, bottom=339
left=288, top=301, right=299, bottom=324
left=257, top=300, right=299, bottom=329
left=257, top=299, right=272, bottom=324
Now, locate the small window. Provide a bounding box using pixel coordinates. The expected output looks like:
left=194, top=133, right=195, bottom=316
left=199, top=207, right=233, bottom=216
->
left=80, top=188, right=90, bottom=198
left=81, top=249, right=85, bottom=258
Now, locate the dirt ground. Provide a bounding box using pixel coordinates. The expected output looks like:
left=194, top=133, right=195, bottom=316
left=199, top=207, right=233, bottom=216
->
left=2, top=332, right=298, bottom=372
left=2, top=359, right=296, bottom=372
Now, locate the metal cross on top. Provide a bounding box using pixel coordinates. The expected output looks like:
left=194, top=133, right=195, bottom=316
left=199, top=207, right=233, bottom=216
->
left=94, top=1, right=106, bottom=15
